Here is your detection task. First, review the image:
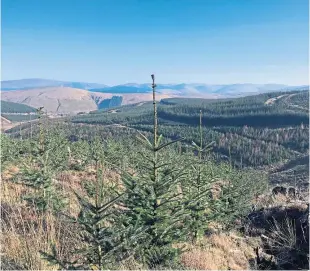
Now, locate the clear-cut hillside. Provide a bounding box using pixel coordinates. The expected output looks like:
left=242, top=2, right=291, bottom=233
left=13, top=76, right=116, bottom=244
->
left=0, top=87, right=174, bottom=114
left=1, top=87, right=99, bottom=114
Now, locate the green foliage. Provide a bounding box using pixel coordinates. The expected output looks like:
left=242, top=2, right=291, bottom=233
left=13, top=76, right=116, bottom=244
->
left=214, top=126, right=309, bottom=154
left=42, top=130, right=70, bottom=171
left=115, top=78, right=188, bottom=268
left=41, top=163, right=146, bottom=270
left=1, top=100, right=36, bottom=113
left=7, top=129, right=69, bottom=213
left=0, top=134, right=20, bottom=169
left=2, top=85, right=307, bottom=269
left=13, top=154, right=67, bottom=213
left=98, top=96, right=123, bottom=110
left=72, top=90, right=309, bottom=128
left=120, top=144, right=188, bottom=267
left=69, top=140, right=91, bottom=170
left=89, top=136, right=105, bottom=163
left=58, top=90, right=309, bottom=168
left=210, top=168, right=268, bottom=227
left=124, top=132, right=185, bottom=264
left=181, top=158, right=216, bottom=242
left=2, top=114, right=39, bottom=122
left=180, top=112, right=216, bottom=242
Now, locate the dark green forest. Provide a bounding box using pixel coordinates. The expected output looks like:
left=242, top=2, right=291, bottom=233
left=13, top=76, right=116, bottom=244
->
left=98, top=96, right=123, bottom=110
left=5, top=90, right=309, bottom=169
left=1, top=101, right=39, bottom=122
left=1, top=100, right=36, bottom=113
left=72, top=90, right=309, bottom=169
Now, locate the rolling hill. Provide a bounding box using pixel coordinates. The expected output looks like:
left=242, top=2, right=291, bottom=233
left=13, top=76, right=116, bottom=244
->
left=0, top=87, right=175, bottom=114
left=1, top=79, right=308, bottom=114
left=72, top=90, right=309, bottom=128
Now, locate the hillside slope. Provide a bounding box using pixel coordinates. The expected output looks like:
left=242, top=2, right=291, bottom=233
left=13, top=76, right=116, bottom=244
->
left=0, top=116, right=15, bottom=132
left=1, top=101, right=38, bottom=125
left=1, top=87, right=98, bottom=113
left=67, top=90, right=308, bottom=170
left=0, top=87, right=174, bottom=114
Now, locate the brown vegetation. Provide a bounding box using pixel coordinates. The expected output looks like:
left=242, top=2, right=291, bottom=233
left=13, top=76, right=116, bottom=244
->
left=2, top=162, right=308, bottom=270
left=1, top=87, right=175, bottom=114
left=181, top=232, right=259, bottom=270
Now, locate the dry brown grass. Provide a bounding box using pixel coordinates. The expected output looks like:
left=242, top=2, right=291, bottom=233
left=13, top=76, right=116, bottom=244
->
left=2, top=164, right=275, bottom=270
left=253, top=192, right=308, bottom=211
left=181, top=232, right=259, bottom=270
left=209, top=179, right=230, bottom=200
left=1, top=166, right=84, bottom=270
left=0, top=164, right=125, bottom=270
left=1, top=165, right=19, bottom=180
left=0, top=116, right=20, bottom=132
left=1, top=87, right=176, bottom=114
left=2, top=206, right=57, bottom=270
left=1, top=202, right=81, bottom=270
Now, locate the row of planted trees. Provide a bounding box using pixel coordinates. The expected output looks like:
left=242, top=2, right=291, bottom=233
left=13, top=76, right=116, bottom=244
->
left=1, top=76, right=267, bottom=269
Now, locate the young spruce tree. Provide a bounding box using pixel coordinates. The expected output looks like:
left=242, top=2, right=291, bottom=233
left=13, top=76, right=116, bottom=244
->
left=41, top=137, right=146, bottom=270
left=119, top=74, right=190, bottom=268
left=12, top=122, right=68, bottom=213
left=181, top=110, right=216, bottom=243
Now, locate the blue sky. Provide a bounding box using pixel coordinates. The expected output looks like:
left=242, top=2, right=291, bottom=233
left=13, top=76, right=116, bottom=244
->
left=1, top=0, right=309, bottom=85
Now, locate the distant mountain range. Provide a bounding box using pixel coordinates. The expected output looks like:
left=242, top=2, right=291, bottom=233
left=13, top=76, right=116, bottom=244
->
left=1, top=79, right=108, bottom=91
left=1, top=79, right=308, bottom=115
left=1, top=79, right=308, bottom=96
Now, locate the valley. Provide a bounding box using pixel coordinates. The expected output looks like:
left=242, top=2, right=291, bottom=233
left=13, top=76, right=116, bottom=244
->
left=1, top=84, right=309, bottom=270
left=3, top=89, right=309, bottom=190
left=2, top=0, right=309, bottom=269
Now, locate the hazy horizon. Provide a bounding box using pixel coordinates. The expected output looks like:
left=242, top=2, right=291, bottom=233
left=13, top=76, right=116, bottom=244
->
left=1, top=77, right=308, bottom=87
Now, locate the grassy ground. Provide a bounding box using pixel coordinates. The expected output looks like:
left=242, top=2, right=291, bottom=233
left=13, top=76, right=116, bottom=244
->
left=1, top=163, right=308, bottom=270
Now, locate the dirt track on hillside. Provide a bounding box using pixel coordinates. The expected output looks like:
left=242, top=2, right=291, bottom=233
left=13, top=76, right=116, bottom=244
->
left=1, top=116, right=17, bottom=132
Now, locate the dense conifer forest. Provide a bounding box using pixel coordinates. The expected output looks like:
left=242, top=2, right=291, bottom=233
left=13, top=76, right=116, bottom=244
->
left=7, top=90, right=308, bottom=170
left=1, top=101, right=37, bottom=113
left=1, top=101, right=39, bottom=122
